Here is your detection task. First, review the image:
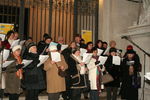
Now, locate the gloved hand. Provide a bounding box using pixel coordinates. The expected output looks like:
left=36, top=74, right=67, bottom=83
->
left=95, top=61, right=100, bottom=65
left=16, top=64, right=24, bottom=70
left=2, top=68, right=7, bottom=71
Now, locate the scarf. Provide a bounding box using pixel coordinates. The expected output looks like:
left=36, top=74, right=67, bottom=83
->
left=92, top=56, right=102, bottom=95
left=14, top=55, right=23, bottom=79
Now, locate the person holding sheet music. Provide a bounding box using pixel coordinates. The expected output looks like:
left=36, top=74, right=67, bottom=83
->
left=4, top=45, right=24, bottom=100
left=104, top=48, right=121, bottom=100
left=44, top=45, right=68, bottom=100
left=2, top=30, right=15, bottom=49
left=87, top=47, right=102, bottom=100
left=61, top=41, right=77, bottom=100
left=23, top=42, right=46, bottom=100
left=67, top=48, right=87, bottom=100
left=120, top=49, right=141, bottom=100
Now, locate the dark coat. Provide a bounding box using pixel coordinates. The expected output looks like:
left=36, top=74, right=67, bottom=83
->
left=120, top=57, right=141, bottom=100
left=5, top=56, right=23, bottom=94
left=23, top=53, right=46, bottom=90
left=37, top=41, right=49, bottom=55
left=67, top=55, right=87, bottom=89
left=104, top=56, right=121, bottom=87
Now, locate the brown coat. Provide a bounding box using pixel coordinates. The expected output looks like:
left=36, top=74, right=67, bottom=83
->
left=44, top=54, right=68, bottom=93
left=4, top=57, right=23, bottom=94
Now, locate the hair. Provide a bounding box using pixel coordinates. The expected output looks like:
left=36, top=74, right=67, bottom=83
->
left=91, top=47, right=98, bottom=52
left=109, top=40, right=116, bottom=46
left=68, top=41, right=76, bottom=47
left=103, top=41, right=108, bottom=45
left=95, top=40, right=103, bottom=47
left=5, top=30, right=14, bottom=40
left=72, top=48, right=80, bottom=54
left=86, top=41, right=93, bottom=48
left=43, top=33, right=49, bottom=38
left=74, top=34, right=81, bottom=38
left=44, top=36, right=52, bottom=41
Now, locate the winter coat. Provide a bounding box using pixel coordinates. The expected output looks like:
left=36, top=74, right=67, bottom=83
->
left=104, top=56, right=121, bottom=87
left=120, top=57, right=141, bottom=100
left=23, top=53, right=46, bottom=90
left=67, top=55, right=87, bottom=89
left=4, top=56, right=23, bottom=94
left=87, top=58, right=98, bottom=90
left=44, top=54, right=68, bottom=93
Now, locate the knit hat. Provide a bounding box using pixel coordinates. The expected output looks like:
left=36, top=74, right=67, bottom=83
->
left=109, top=48, right=117, bottom=53
left=126, top=49, right=136, bottom=54
left=127, top=45, right=133, bottom=50
left=12, top=45, right=22, bottom=52
left=27, top=42, right=36, bottom=51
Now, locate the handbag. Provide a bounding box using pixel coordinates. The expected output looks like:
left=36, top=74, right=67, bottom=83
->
left=101, top=72, right=114, bottom=84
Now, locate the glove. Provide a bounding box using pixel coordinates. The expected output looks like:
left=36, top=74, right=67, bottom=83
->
left=16, top=64, right=24, bottom=70
left=2, top=68, right=7, bottom=71
left=95, top=61, right=100, bottom=65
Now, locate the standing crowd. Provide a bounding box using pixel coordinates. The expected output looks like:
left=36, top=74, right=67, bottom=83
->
left=0, top=30, right=141, bottom=100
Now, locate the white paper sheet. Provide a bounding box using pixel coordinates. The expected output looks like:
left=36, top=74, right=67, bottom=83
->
left=98, top=56, right=108, bottom=65
left=11, top=39, right=20, bottom=48
left=103, top=47, right=110, bottom=55
left=22, top=60, right=33, bottom=68
left=82, top=53, right=92, bottom=64
left=0, top=34, right=6, bottom=41
left=80, top=48, right=87, bottom=56
left=37, top=55, right=49, bottom=67
left=51, top=52, right=61, bottom=62
left=2, top=60, right=14, bottom=68
left=61, top=45, right=68, bottom=51
left=80, top=66, right=86, bottom=75
left=112, top=56, right=121, bottom=65
left=3, top=49, right=10, bottom=61
left=145, top=72, right=150, bottom=80
left=97, top=49, right=103, bottom=56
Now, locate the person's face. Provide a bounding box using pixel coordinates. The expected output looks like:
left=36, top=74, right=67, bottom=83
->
left=13, top=49, right=21, bottom=57
left=58, top=38, right=64, bottom=44
left=74, top=50, right=80, bottom=56
left=127, top=54, right=134, bottom=59
left=88, top=44, right=93, bottom=50
left=110, top=52, right=116, bottom=56
left=98, top=42, right=103, bottom=48
left=103, top=44, right=107, bottom=49
left=70, top=42, right=76, bottom=49
left=30, top=46, right=37, bottom=53
left=9, top=33, right=14, bottom=40
left=14, top=33, right=19, bottom=40
left=75, top=37, right=81, bottom=43
left=93, top=50, right=98, bottom=56
left=45, top=39, right=51, bottom=44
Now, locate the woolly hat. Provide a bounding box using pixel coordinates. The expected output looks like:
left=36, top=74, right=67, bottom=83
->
left=127, top=45, right=133, bottom=50
left=12, top=45, right=22, bottom=52
left=109, top=48, right=117, bottom=53
left=126, top=49, right=136, bottom=54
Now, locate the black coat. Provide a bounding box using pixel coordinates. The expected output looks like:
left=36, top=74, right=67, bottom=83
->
left=23, top=53, right=46, bottom=90
left=67, top=55, right=86, bottom=89
left=120, top=57, right=140, bottom=100
left=104, top=56, right=121, bottom=87
left=37, top=41, right=49, bottom=55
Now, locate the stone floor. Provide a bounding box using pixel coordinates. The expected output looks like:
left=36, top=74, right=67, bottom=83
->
left=2, top=92, right=121, bottom=100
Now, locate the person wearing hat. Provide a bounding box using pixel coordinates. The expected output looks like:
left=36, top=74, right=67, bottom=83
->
left=23, top=42, right=46, bottom=100
left=44, top=45, right=68, bottom=100
left=5, top=45, right=24, bottom=100
left=104, top=48, right=121, bottom=100
left=120, top=49, right=141, bottom=100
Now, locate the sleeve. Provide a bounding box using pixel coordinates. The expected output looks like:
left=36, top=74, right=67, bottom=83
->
left=44, top=58, right=53, bottom=71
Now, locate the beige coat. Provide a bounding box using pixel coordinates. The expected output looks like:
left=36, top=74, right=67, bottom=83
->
left=44, top=54, right=68, bottom=93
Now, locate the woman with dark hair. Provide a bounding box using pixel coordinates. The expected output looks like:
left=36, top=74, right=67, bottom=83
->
left=2, top=30, right=15, bottom=49
left=23, top=42, right=46, bottom=100
left=95, top=40, right=103, bottom=49
left=86, top=42, right=93, bottom=53
left=121, top=49, right=141, bottom=100
left=67, top=49, right=87, bottom=100
left=5, top=45, right=24, bottom=100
